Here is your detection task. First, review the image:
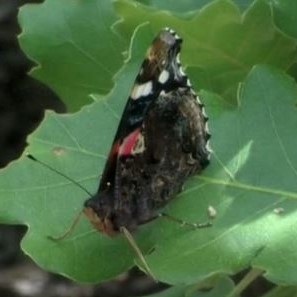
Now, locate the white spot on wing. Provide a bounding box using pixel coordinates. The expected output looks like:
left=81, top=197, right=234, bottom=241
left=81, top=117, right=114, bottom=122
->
left=176, top=53, right=181, bottom=64
left=205, top=122, right=210, bottom=134
left=179, top=66, right=186, bottom=77
left=206, top=140, right=212, bottom=156
left=131, top=81, right=153, bottom=100
left=202, top=107, right=208, bottom=119
left=158, top=70, right=169, bottom=84
left=132, top=133, right=145, bottom=154
left=195, top=94, right=202, bottom=104
left=174, top=33, right=181, bottom=40
left=186, top=78, right=192, bottom=87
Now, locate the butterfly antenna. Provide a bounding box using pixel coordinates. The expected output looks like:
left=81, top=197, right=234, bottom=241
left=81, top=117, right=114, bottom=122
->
left=120, top=226, right=157, bottom=282
left=27, top=153, right=93, bottom=197
left=47, top=210, right=84, bottom=241
left=27, top=153, right=91, bottom=241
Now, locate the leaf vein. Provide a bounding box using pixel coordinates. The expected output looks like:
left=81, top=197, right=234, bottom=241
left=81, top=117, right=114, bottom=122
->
left=198, top=176, right=297, bottom=199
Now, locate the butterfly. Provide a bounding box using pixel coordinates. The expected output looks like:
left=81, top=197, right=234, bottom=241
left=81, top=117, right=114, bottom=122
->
left=83, top=28, right=211, bottom=237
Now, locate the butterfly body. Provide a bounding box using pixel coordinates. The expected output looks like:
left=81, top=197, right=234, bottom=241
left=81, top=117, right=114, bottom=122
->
left=84, top=29, right=211, bottom=236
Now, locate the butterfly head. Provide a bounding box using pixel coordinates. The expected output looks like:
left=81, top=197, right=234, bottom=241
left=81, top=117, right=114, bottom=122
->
left=84, top=195, right=118, bottom=237
left=84, top=191, right=138, bottom=237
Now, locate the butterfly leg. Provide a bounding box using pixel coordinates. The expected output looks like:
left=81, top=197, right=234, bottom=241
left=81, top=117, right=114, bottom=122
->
left=47, top=210, right=84, bottom=241
left=158, top=212, right=212, bottom=229
left=120, top=226, right=156, bottom=281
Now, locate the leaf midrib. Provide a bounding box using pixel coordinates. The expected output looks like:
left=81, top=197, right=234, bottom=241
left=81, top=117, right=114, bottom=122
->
left=197, top=176, right=297, bottom=200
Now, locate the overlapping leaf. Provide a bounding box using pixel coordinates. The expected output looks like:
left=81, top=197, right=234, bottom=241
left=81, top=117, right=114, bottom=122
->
left=135, top=0, right=253, bottom=13
left=18, top=0, right=126, bottom=111
left=270, top=0, right=297, bottom=39
left=115, top=0, right=297, bottom=103
left=135, top=0, right=213, bottom=13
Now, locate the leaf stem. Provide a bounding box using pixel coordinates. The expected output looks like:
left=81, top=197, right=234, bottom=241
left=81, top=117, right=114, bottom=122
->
left=227, top=268, right=264, bottom=297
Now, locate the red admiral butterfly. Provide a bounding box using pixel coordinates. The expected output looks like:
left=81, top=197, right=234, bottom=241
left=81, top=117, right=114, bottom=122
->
left=83, top=28, right=211, bottom=236
left=28, top=28, right=211, bottom=278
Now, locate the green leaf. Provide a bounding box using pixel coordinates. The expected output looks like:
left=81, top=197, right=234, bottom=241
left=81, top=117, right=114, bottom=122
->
left=18, top=0, right=126, bottom=111
left=233, top=0, right=255, bottom=11
left=135, top=0, right=254, bottom=13
left=115, top=0, right=297, bottom=103
left=135, top=0, right=213, bottom=13
left=270, top=0, right=297, bottom=39
left=143, top=65, right=297, bottom=284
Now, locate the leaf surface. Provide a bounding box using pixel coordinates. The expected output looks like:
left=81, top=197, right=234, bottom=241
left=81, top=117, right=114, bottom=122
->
left=18, top=0, right=126, bottom=111
left=270, top=0, right=297, bottom=39
left=135, top=0, right=253, bottom=13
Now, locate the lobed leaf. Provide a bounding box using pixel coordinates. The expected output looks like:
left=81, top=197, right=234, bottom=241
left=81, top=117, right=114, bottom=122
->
left=18, top=0, right=126, bottom=111
left=115, top=0, right=297, bottom=103
left=135, top=0, right=254, bottom=13
left=270, top=0, right=297, bottom=39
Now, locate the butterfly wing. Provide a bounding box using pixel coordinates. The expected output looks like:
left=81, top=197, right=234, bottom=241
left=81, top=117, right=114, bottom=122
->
left=97, top=29, right=186, bottom=194
left=84, top=29, right=211, bottom=235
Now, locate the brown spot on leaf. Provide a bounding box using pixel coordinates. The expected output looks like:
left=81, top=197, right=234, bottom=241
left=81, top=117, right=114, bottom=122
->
left=52, top=147, right=66, bottom=156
